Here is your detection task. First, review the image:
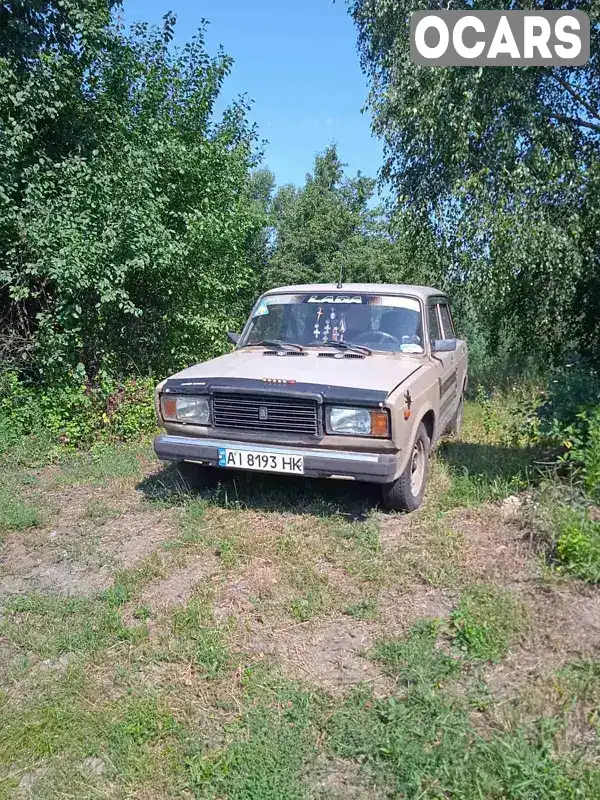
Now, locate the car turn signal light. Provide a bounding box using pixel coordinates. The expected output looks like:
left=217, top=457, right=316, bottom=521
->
left=370, top=410, right=389, bottom=437
left=161, top=396, right=178, bottom=420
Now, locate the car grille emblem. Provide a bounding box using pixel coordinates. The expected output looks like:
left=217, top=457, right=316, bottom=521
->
left=259, top=406, right=269, bottom=421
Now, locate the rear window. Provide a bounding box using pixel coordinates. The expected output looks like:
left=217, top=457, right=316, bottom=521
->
left=438, top=304, right=455, bottom=339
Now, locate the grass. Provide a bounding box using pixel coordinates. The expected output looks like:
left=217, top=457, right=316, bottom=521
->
left=160, top=588, right=231, bottom=678
left=524, top=481, right=600, bottom=584
left=558, top=658, right=600, bottom=695
left=105, top=553, right=167, bottom=606
left=326, top=670, right=600, bottom=799
left=0, top=422, right=57, bottom=468
left=379, top=503, right=466, bottom=588
left=0, top=671, right=184, bottom=798
left=54, top=441, right=152, bottom=487
left=1, top=392, right=599, bottom=797
left=0, top=454, right=49, bottom=538
left=439, top=467, right=528, bottom=509
left=287, top=564, right=334, bottom=621
left=0, top=593, right=144, bottom=661
left=451, top=584, right=529, bottom=662
left=372, top=619, right=461, bottom=686
left=2, top=614, right=598, bottom=800
left=0, top=483, right=42, bottom=534
left=344, top=596, right=379, bottom=620
left=185, top=670, right=325, bottom=799
left=82, top=498, right=121, bottom=523
left=436, top=399, right=540, bottom=510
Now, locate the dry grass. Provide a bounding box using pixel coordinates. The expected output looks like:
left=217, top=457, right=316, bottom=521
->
left=1, top=407, right=599, bottom=797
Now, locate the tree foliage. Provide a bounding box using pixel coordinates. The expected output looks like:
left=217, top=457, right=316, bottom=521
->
left=0, top=1, right=265, bottom=380
left=350, top=0, right=600, bottom=368
left=264, top=144, right=446, bottom=291
left=264, top=146, right=376, bottom=286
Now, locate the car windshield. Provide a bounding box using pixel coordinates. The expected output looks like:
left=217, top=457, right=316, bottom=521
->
left=239, top=292, right=424, bottom=354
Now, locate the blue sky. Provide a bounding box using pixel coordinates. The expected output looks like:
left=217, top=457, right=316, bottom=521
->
left=122, top=0, right=383, bottom=188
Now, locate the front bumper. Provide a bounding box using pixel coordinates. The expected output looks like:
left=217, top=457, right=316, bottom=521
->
left=154, top=434, right=398, bottom=484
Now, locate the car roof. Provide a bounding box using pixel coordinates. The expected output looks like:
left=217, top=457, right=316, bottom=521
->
left=262, top=283, right=447, bottom=301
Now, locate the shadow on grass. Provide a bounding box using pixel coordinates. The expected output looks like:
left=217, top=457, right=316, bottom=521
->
left=137, top=462, right=381, bottom=521
left=436, top=439, right=548, bottom=508
left=138, top=441, right=549, bottom=519
left=439, top=440, right=544, bottom=482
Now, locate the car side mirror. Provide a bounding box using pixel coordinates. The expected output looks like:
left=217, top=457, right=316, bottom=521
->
left=227, top=332, right=240, bottom=346
left=432, top=338, right=457, bottom=353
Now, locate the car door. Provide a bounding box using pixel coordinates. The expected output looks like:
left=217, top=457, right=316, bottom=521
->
left=428, top=299, right=458, bottom=431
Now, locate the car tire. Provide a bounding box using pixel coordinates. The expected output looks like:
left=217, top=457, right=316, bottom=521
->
left=446, top=391, right=465, bottom=437
left=381, top=421, right=430, bottom=512
left=176, top=461, right=223, bottom=489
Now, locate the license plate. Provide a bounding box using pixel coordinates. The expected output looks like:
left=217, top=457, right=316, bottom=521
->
left=218, top=448, right=304, bottom=475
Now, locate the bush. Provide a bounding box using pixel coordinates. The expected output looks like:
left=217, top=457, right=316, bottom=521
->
left=538, top=363, right=600, bottom=500
left=1, top=12, right=263, bottom=380
left=560, top=408, right=600, bottom=501
left=474, top=384, right=542, bottom=449
left=538, top=362, right=600, bottom=433
left=555, top=508, right=600, bottom=584
left=103, top=378, right=157, bottom=442
left=0, top=371, right=156, bottom=449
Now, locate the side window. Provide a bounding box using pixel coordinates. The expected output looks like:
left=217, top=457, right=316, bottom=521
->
left=428, top=304, right=441, bottom=342
left=438, top=304, right=455, bottom=339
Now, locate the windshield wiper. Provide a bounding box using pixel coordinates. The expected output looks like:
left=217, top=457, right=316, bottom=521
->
left=306, top=341, right=372, bottom=356
left=242, top=339, right=304, bottom=352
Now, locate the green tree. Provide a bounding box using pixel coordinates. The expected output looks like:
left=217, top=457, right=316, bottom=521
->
left=247, top=167, right=276, bottom=289
left=264, top=144, right=447, bottom=294
left=264, top=145, right=377, bottom=287
left=0, top=2, right=265, bottom=380
left=350, top=0, right=600, bottom=368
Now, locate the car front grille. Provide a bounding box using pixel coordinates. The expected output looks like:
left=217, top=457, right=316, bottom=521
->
left=212, top=393, right=319, bottom=436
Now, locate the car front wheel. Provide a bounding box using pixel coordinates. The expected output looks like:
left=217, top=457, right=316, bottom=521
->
left=381, top=421, right=430, bottom=512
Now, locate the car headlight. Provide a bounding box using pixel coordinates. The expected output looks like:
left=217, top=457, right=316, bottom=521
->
left=160, top=395, right=211, bottom=425
left=326, top=407, right=389, bottom=437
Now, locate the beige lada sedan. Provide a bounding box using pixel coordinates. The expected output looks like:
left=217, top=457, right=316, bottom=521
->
left=154, top=284, right=468, bottom=511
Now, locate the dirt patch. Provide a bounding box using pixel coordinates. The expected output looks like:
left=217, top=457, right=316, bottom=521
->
left=526, top=585, right=600, bottom=654
left=0, top=508, right=175, bottom=598
left=485, top=585, right=600, bottom=700
left=213, top=559, right=281, bottom=622
left=98, top=510, right=175, bottom=566
left=215, top=561, right=456, bottom=691
left=447, top=506, right=537, bottom=584
left=272, top=618, right=386, bottom=691
left=238, top=617, right=389, bottom=694
left=0, top=543, right=112, bottom=597
left=45, top=481, right=144, bottom=524
left=379, top=584, right=456, bottom=632
left=485, top=646, right=562, bottom=698
left=312, top=755, right=386, bottom=799
left=378, top=510, right=421, bottom=552
left=316, top=560, right=358, bottom=594
left=14, top=765, right=49, bottom=796
left=127, top=555, right=219, bottom=618
left=380, top=502, right=537, bottom=586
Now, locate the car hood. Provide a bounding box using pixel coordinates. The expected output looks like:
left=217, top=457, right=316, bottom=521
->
left=167, top=349, right=424, bottom=396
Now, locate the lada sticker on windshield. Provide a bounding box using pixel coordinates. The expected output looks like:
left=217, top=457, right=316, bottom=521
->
left=307, top=295, right=363, bottom=304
